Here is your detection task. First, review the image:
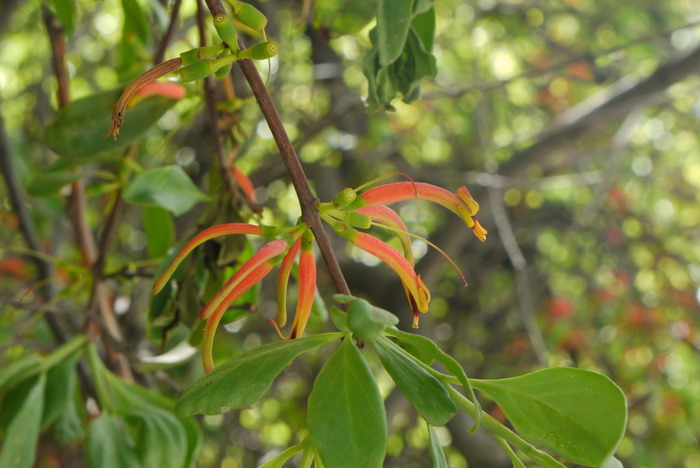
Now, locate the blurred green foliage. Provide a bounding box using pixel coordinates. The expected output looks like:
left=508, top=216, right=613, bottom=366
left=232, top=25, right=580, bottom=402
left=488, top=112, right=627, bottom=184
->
left=1, top=0, right=699, bottom=466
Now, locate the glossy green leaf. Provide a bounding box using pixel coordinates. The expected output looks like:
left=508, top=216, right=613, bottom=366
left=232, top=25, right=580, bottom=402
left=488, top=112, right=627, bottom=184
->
left=86, top=413, right=140, bottom=468
left=383, top=328, right=435, bottom=365
left=335, top=294, right=398, bottom=341
left=176, top=333, right=342, bottom=415
left=427, top=424, right=448, bottom=468
left=387, top=328, right=481, bottom=429
left=44, top=89, right=176, bottom=159
left=0, top=374, right=46, bottom=468
left=308, top=338, right=387, bottom=468
left=50, top=0, right=76, bottom=36
left=123, top=166, right=209, bottom=216
left=143, top=206, right=175, bottom=258
left=42, top=352, right=80, bottom=429
left=377, top=0, right=415, bottom=66
left=373, top=337, right=456, bottom=426
left=472, top=368, right=628, bottom=466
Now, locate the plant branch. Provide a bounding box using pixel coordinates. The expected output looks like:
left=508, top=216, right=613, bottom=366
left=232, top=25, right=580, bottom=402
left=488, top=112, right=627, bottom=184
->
left=202, top=0, right=351, bottom=296
left=154, top=0, right=183, bottom=65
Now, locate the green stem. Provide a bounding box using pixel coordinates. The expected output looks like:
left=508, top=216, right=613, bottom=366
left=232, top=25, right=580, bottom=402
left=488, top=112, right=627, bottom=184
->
left=445, top=385, right=565, bottom=468
left=496, top=436, right=527, bottom=468
left=42, top=334, right=88, bottom=370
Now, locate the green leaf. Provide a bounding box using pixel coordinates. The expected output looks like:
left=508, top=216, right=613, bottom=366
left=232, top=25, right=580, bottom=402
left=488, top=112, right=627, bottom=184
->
left=427, top=424, right=448, bottom=468
left=50, top=0, right=77, bottom=35
left=26, top=170, right=90, bottom=197
left=308, top=338, right=387, bottom=468
left=53, top=385, right=85, bottom=444
left=86, top=413, right=141, bottom=468
left=377, top=0, right=415, bottom=66
left=334, top=294, right=398, bottom=341
left=42, top=352, right=80, bottom=429
left=0, top=374, right=46, bottom=468
left=123, top=166, right=209, bottom=216
left=0, top=353, right=42, bottom=391
left=313, top=0, right=377, bottom=36
left=118, top=0, right=151, bottom=81
left=143, top=206, right=175, bottom=258
left=411, top=7, right=435, bottom=53
left=386, top=328, right=481, bottom=429
left=373, top=337, right=456, bottom=426
left=258, top=442, right=304, bottom=468
left=329, top=305, right=349, bottom=332
left=44, top=89, right=176, bottom=159
left=471, top=368, right=628, bottom=466
left=176, top=333, right=342, bottom=415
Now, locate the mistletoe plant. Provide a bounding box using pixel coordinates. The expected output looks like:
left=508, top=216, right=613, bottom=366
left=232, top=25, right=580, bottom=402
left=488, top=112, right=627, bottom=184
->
left=0, top=0, right=629, bottom=467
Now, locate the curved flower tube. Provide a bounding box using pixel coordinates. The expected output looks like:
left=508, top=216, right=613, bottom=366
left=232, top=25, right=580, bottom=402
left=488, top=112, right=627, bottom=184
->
left=347, top=182, right=487, bottom=242
left=347, top=229, right=430, bottom=316
left=202, top=261, right=276, bottom=372
left=276, top=237, right=302, bottom=327
left=231, top=166, right=257, bottom=204
left=289, top=235, right=316, bottom=339
left=200, top=239, right=289, bottom=320
left=354, top=205, right=414, bottom=265
left=153, top=223, right=267, bottom=294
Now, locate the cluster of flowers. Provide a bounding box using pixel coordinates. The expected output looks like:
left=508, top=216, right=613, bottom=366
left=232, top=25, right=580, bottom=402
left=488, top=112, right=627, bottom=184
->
left=153, top=180, right=486, bottom=372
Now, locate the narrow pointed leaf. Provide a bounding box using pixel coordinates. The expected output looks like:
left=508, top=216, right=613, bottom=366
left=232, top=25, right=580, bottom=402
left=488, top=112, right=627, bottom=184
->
left=308, top=338, right=387, bottom=468
left=427, top=424, right=448, bottom=468
left=176, top=333, right=342, bottom=415
left=0, top=374, right=46, bottom=468
left=472, top=368, right=627, bottom=466
left=373, top=337, right=456, bottom=426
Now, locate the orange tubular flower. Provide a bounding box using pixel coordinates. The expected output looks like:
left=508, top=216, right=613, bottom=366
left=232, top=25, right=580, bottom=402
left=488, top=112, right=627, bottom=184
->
left=202, top=261, right=276, bottom=372
left=276, top=237, right=302, bottom=327
left=153, top=223, right=266, bottom=294
left=354, top=205, right=414, bottom=265
left=200, top=239, right=289, bottom=320
left=349, top=182, right=487, bottom=242
left=289, top=235, right=316, bottom=339
left=348, top=230, right=430, bottom=324
left=231, top=166, right=257, bottom=204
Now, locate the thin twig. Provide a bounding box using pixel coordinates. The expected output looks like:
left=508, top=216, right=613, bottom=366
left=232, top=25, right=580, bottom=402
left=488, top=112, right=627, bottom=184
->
left=203, top=0, right=351, bottom=296
left=154, top=0, right=183, bottom=64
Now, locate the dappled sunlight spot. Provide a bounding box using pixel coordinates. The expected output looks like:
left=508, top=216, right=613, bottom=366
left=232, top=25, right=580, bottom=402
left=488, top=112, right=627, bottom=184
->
left=490, top=47, right=520, bottom=81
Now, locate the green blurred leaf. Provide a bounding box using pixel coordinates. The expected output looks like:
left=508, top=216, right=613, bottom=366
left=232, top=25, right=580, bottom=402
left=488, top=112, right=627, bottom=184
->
left=123, top=166, right=209, bottom=216
left=53, top=385, right=85, bottom=444
left=41, top=352, right=80, bottom=429
left=313, top=0, right=376, bottom=36
left=26, top=169, right=90, bottom=197
left=411, top=7, right=435, bottom=53
left=373, top=337, right=456, bottom=426
left=258, top=443, right=304, bottom=468
left=124, top=408, right=188, bottom=468
left=86, top=413, right=140, bottom=468
left=143, top=206, right=175, bottom=258
left=427, top=424, right=448, bottom=468
left=472, top=368, right=628, bottom=466
left=176, top=333, right=342, bottom=415
left=329, top=305, right=349, bottom=332
left=387, top=328, right=481, bottom=429
left=0, top=374, right=46, bottom=468
left=377, top=0, right=415, bottom=66
left=118, top=0, right=151, bottom=81
left=335, top=294, right=398, bottom=341
left=0, top=354, right=42, bottom=391
left=308, top=338, right=387, bottom=468
left=44, top=89, right=176, bottom=159
left=50, top=0, right=76, bottom=35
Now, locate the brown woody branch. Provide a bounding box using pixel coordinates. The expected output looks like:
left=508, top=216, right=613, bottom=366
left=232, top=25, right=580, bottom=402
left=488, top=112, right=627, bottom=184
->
left=203, top=0, right=351, bottom=296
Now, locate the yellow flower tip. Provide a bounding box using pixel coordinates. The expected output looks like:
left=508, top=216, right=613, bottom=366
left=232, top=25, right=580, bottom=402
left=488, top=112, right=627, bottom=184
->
left=457, top=186, right=480, bottom=215
left=412, top=313, right=420, bottom=328
left=472, top=219, right=488, bottom=242
left=416, top=275, right=431, bottom=313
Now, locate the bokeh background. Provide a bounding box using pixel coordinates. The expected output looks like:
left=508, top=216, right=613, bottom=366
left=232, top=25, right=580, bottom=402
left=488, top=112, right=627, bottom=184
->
left=1, top=0, right=699, bottom=466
